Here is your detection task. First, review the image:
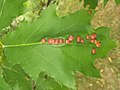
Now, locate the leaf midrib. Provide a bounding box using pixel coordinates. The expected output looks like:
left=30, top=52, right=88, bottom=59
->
left=3, top=42, right=94, bottom=48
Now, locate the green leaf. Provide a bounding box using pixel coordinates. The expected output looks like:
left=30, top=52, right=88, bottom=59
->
left=1, top=5, right=116, bottom=89
left=103, top=0, right=109, bottom=7
left=0, top=66, right=2, bottom=75
left=103, top=0, right=120, bottom=5
left=36, top=72, right=73, bottom=90
left=83, top=0, right=98, bottom=9
left=95, top=27, right=116, bottom=58
left=79, top=0, right=82, bottom=2
left=0, top=76, right=12, bottom=90
left=0, top=0, right=26, bottom=31
left=115, top=0, right=120, bottom=4
left=2, top=64, right=32, bottom=90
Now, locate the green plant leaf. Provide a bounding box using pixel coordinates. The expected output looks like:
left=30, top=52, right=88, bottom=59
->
left=83, top=0, right=98, bottom=9
left=0, top=76, right=12, bottom=90
left=0, top=66, right=2, bottom=75
left=36, top=72, right=73, bottom=90
left=2, top=64, right=32, bottom=90
left=0, top=0, right=26, bottom=31
left=115, top=0, right=120, bottom=4
left=103, top=0, right=109, bottom=7
left=1, top=5, right=116, bottom=89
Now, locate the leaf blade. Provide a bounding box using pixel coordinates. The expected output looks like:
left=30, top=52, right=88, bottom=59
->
left=2, top=64, right=33, bottom=90
left=0, top=0, right=26, bottom=31
left=1, top=5, right=116, bottom=89
left=103, top=0, right=109, bottom=7
left=0, top=76, right=12, bottom=90
left=84, top=0, right=98, bottom=9
left=36, top=72, right=73, bottom=90
left=115, top=0, right=120, bottom=4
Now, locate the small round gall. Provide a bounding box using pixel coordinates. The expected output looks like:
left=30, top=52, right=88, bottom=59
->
left=90, top=39, right=95, bottom=43
left=59, top=39, right=64, bottom=44
left=90, top=35, right=96, bottom=40
left=86, top=35, right=90, bottom=40
left=66, top=40, right=70, bottom=44
left=41, top=38, right=46, bottom=43
left=48, top=39, right=52, bottom=44
left=77, top=36, right=81, bottom=43
left=54, top=39, right=59, bottom=45
left=68, top=35, right=74, bottom=42
left=91, top=48, right=96, bottom=54
left=88, top=10, right=92, bottom=14
left=92, top=33, right=97, bottom=39
left=51, top=39, right=55, bottom=44
left=96, top=42, right=101, bottom=48
left=80, top=38, right=84, bottom=44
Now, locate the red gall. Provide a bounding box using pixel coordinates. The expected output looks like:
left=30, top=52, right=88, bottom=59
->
left=90, top=39, right=95, bottom=43
left=86, top=35, right=90, bottom=40
left=54, top=39, right=59, bottom=45
left=66, top=40, right=70, bottom=44
left=77, top=36, right=81, bottom=43
left=41, top=38, right=46, bottom=43
left=48, top=39, right=53, bottom=44
left=92, top=33, right=97, bottom=39
left=51, top=39, right=55, bottom=44
left=92, top=48, right=96, bottom=54
left=80, top=38, right=84, bottom=44
left=68, top=35, right=74, bottom=42
left=96, top=42, right=101, bottom=48
left=59, top=39, right=64, bottom=44
left=90, top=35, right=96, bottom=40
left=88, top=10, right=92, bottom=14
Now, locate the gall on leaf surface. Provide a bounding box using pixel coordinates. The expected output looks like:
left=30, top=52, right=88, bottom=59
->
left=1, top=5, right=116, bottom=89
left=0, top=0, right=26, bottom=31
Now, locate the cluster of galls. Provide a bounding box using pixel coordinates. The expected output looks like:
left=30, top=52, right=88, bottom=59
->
left=41, top=33, right=101, bottom=54
left=41, top=38, right=65, bottom=45
left=86, top=33, right=101, bottom=54
left=41, top=36, right=75, bottom=45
